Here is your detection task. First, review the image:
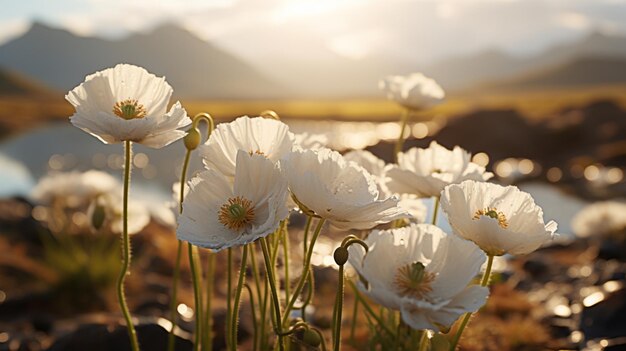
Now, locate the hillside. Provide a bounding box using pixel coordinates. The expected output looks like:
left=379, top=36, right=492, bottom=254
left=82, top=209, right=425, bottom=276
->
left=482, top=57, right=626, bottom=91
left=0, top=67, right=55, bottom=96
left=0, top=22, right=284, bottom=99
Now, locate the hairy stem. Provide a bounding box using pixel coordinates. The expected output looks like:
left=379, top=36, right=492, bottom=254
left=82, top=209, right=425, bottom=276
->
left=230, top=245, right=249, bottom=351
left=117, top=140, right=140, bottom=351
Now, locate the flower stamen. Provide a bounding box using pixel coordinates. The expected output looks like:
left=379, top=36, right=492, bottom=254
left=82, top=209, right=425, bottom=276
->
left=473, top=207, right=509, bottom=228
left=394, top=262, right=436, bottom=299
left=218, top=196, right=255, bottom=231
left=113, top=99, right=147, bottom=120
left=249, top=150, right=265, bottom=156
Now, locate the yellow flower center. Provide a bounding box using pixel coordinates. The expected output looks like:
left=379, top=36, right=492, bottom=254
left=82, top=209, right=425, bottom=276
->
left=249, top=150, right=266, bottom=156
left=473, top=207, right=509, bottom=228
left=218, top=196, right=255, bottom=231
left=394, top=262, right=436, bottom=299
left=113, top=99, right=147, bottom=120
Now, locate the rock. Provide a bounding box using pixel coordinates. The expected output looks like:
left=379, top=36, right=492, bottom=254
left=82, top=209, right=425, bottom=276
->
left=46, top=321, right=192, bottom=351
left=580, top=288, right=626, bottom=340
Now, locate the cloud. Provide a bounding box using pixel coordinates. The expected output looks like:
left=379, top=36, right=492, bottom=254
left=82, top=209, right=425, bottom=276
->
left=556, top=12, right=592, bottom=30
left=0, top=19, right=30, bottom=45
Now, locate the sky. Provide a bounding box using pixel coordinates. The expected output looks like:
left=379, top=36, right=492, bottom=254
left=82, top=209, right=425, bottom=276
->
left=1, top=0, right=626, bottom=64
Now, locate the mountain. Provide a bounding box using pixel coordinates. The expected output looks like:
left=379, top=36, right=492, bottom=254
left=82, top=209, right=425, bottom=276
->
left=483, top=56, right=626, bottom=90
left=424, top=31, right=626, bottom=92
left=0, top=22, right=284, bottom=99
left=0, top=67, right=55, bottom=96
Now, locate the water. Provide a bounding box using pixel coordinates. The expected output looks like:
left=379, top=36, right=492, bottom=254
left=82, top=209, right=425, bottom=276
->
left=0, top=122, right=204, bottom=200
left=0, top=122, right=586, bottom=235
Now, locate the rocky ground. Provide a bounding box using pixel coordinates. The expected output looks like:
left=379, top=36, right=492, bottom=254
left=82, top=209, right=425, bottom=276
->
left=1, top=195, right=625, bottom=351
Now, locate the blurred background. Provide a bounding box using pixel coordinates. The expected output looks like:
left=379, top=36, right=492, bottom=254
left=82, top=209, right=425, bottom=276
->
left=1, top=1, right=625, bottom=350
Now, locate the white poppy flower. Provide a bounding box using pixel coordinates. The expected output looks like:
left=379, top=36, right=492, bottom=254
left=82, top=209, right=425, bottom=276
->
left=66, top=64, right=191, bottom=148
left=343, top=150, right=427, bottom=223
left=379, top=73, right=445, bottom=110
left=283, top=147, right=407, bottom=230
left=177, top=150, right=289, bottom=251
left=386, top=141, right=493, bottom=198
left=441, top=180, right=558, bottom=256
left=348, top=224, right=488, bottom=331
left=292, top=131, right=328, bottom=150
left=571, top=200, right=626, bottom=238
left=343, top=150, right=387, bottom=180
left=198, top=116, right=294, bottom=178
left=398, top=194, right=428, bottom=223
left=88, top=193, right=150, bottom=235
left=31, top=170, right=120, bottom=208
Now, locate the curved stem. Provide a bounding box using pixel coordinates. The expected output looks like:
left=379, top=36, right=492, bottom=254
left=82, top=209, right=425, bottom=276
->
left=168, top=148, right=193, bottom=351
left=230, top=246, right=249, bottom=351
left=332, top=265, right=345, bottom=351
left=117, top=140, right=140, bottom=351
left=282, top=218, right=326, bottom=326
left=448, top=255, right=494, bottom=350
left=167, top=241, right=183, bottom=351
left=260, top=238, right=285, bottom=351
left=394, top=109, right=411, bottom=162
left=188, top=243, right=203, bottom=351
left=431, top=196, right=440, bottom=226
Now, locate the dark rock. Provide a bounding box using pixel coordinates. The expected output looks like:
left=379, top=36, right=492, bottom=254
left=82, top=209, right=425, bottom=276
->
left=46, top=321, right=192, bottom=351
left=523, top=258, right=550, bottom=278
left=598, top=240, right=626, bottom=261
left=31, top=314, right=54, bottom=334
left=580, top=288, right=626, bottom=340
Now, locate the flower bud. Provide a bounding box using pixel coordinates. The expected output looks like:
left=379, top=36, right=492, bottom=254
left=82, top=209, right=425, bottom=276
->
left=334, top=247, right=349, bottom=265
left=91, top=202, right=106, bottom=230
left=301, top=329, right=321, bottom=348
left=184, top=128, right=201, bottom=150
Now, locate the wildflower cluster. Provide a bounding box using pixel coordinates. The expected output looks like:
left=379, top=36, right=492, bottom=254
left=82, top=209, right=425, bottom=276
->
left=64, top=64, right=558, bottom=351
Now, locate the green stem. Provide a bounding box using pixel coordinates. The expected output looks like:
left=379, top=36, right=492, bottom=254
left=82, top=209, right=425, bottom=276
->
left=188, top=243, right=203, bottom=351
left=244, top=284, right=258, bottom=351
left=249, top=246, right=264, bottom=351
left=300, top=216, right=313, bottom=322
left=226, top=248, right=233, bottom=350
left=282, top=227, right=290, bottom=309
left=347, top=280, right=395, bottom=337
left=116, top=140, right=140, bottom=351
left=349, top=295, right=359, bottom=344
left=230, top=246, right=249, bottom=351
left=431, top=196, right=440, bottom=226
left=302, top=216, right=312, bottom=263
left=167, top=241, right=183, bottom=351
left=394, top=109, right=411, bottom=162
left=300, top=269, right=314, bottom=322
left=448, top=255, right=494, bottom=351
left=332, top=265, right=345, bottom=351
left=261, top=238, right=285, bottom=351
left=168, top=149, right=192, bottom=351
left=204, top=252, right=215, bottom=351
left=417, top=331, right=429, bottom=351
left=282, top=217, right=325, bottom=326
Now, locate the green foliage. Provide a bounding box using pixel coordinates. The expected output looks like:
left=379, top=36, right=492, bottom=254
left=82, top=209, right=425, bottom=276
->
left=41, top=233, right=121, bottom=309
